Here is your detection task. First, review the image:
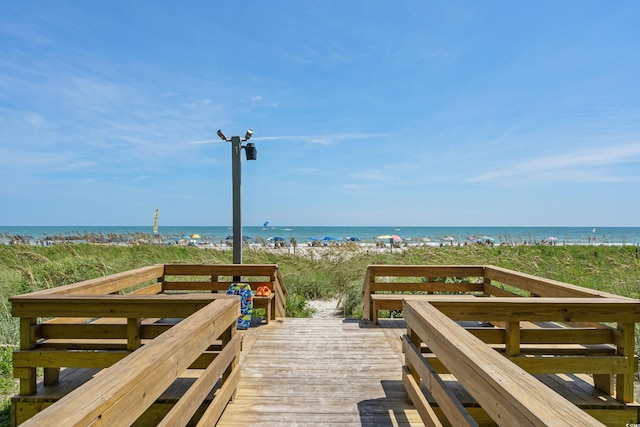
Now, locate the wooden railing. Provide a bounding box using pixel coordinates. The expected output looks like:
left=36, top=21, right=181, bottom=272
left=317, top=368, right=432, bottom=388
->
left=362, top=264, right=625, bottom=324
left=162, top=264, right=288, bottom=322
left=403, top=299, right=608, bottom=426
left=10, top=263, right=287, bottom=426
left=19, top=298, right=240, bottom=426
left=364, top=264, right=640, bottom=425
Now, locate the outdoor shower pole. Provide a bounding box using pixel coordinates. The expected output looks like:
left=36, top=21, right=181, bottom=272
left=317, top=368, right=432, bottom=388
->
left=230, top=135, right=243, bottom=266
left=218, top=129, right=255, bottom=282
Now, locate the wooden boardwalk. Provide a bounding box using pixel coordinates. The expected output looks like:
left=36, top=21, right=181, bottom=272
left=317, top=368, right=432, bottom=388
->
left=217, top=317, right=424, bottom=426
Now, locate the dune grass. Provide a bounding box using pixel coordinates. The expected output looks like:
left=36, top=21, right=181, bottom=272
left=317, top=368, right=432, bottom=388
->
left=1, top=243, right=639, bottom=341
left=0, top=243, right=639, bottom=424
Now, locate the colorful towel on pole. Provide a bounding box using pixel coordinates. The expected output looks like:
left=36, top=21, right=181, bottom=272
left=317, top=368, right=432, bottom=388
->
left=226, top=283, right=253, bottom=329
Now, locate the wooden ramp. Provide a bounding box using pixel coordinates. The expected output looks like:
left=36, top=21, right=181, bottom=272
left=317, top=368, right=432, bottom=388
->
left=217, top=317, right=424, bottom=426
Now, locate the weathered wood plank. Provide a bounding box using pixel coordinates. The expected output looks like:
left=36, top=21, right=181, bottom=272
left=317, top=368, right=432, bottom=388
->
left=216, top=318, right=423, bottom=426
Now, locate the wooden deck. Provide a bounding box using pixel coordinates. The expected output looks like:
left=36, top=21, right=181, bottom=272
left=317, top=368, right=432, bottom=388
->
left=217, top=317, right=424, bottom=426
left=10, top=263, right=640, bottom=425
left=12, top=315, right=638, bottom=426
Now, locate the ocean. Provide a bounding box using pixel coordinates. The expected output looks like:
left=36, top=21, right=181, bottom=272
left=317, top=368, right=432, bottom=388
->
left=1, top=225, right=639, bottom=246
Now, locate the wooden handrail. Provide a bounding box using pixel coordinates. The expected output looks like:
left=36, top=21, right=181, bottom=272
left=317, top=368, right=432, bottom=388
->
left=16, top=264, right=165, bottom=296
left=20, top=298, right=241, bottom=427
left=362, top=264, right=640, bottom=323
left=11, top=294, right=234, bottom=318
left=367, top=264, right=485, bottom=278
left=403, top=300, right=605, bottom=426
left=483, top=265, right=628, bottom=299
left=163, top=263, right=279, bottom=276
left=410, top=296, right=640, bottom=323
left=11, top=263, right=287, bottom=407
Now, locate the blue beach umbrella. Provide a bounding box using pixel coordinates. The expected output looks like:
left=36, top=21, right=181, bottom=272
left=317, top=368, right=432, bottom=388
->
left=323, top=236, right=339, bottom=241
left=346, top=236, right=361, bottom=241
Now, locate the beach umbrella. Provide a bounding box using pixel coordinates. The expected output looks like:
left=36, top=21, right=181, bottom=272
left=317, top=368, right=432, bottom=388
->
left=323, top=236, right=339, bottom=241
left=377, top=235, right=393, bottom=239
left=346, top=236, right=361, bottom=241
left=270, top=236, right=285, bottom=241
left=391, top=235, right=402, bottom=242
left=547, top=236, right=558, bottom=242
left=190, top=233, right=201, bottom=239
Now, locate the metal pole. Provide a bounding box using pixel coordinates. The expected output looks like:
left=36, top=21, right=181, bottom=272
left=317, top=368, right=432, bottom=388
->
left=231, top=136, right=242, bottom=267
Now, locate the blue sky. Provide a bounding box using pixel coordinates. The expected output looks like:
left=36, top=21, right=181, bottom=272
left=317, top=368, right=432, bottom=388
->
left=1, top=1, right=639, bottom=227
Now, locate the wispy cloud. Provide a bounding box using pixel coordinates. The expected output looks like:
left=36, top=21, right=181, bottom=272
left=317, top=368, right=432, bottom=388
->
left=253, top=133, right=385, bottom=145
left=469, top=143, right=640, bottom=184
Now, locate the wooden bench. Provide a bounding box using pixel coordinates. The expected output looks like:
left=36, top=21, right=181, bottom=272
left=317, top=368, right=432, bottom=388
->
left=162, top=264, right=288, bottom=324
left=363, top=265, right=486, bottom=324
left=363, top=264, right=628, bottom=324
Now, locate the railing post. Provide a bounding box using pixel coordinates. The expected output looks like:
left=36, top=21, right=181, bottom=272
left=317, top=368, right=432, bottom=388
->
left=407, top=326, right=422, bottom=380
left=404, top=323, right=421, bottom=406
left=362, top=268, right=371, bottom=321
left=616, top=322, right=636, bottom=403
left=17, top=317, right=37, bottom=395
left=221, top=322, right=238, bottom=401
left=127, top=318, right=142, bottom=351
left=505, top=321, right=520, bottom=356
left=158, top=274, right=165, bottom=293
